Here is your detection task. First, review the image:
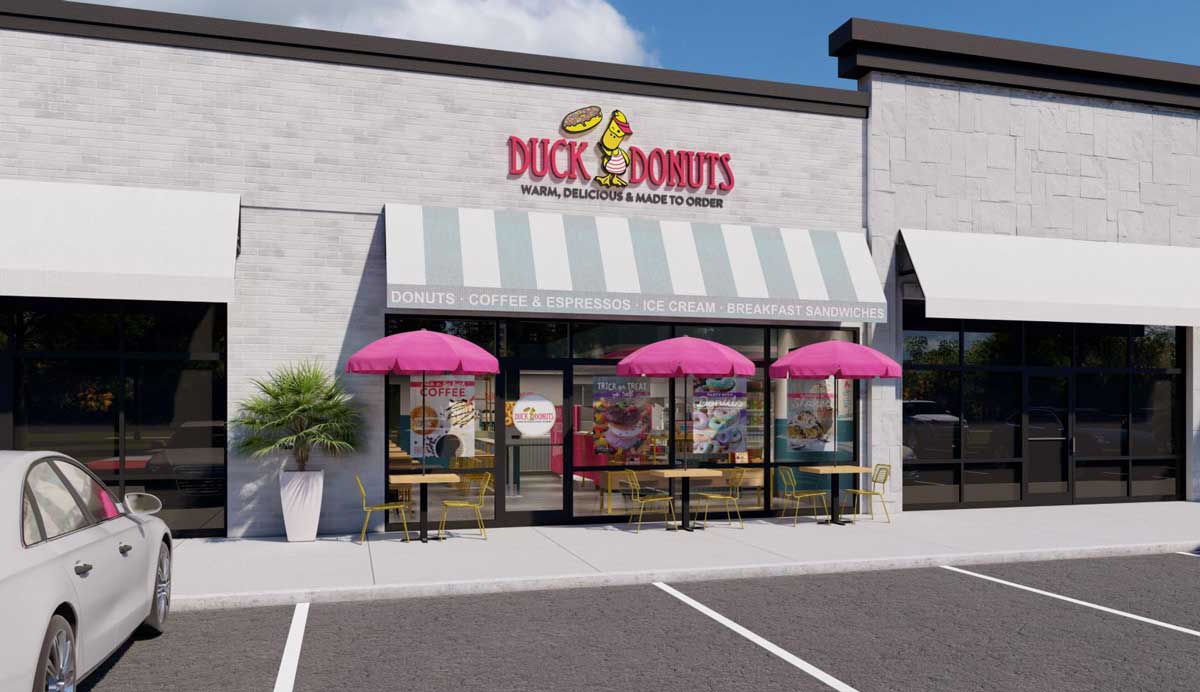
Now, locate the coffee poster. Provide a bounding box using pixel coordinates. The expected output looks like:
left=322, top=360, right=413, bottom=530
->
left=592, top=377, right=652, bottom=458
left=691, top=376, right=748, bottom=455
left=410, top=375, right=477, bottom=458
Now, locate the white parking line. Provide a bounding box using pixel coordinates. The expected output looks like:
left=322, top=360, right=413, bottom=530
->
left=942, top=566, right=1200, bottom=638
left=653, top=582, right=859, bottom=692
left=1176, top=551, right=1200, bottom=559
left=273, top=602, right=310, bottom=692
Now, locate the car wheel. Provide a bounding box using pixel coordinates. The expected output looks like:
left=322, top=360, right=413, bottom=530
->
left=139, top=542, right=171, bottom=634
left=32, top=614, right=76, bottom=692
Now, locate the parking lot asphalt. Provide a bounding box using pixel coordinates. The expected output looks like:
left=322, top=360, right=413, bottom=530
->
left=81, top=553, right=1200, bottom=692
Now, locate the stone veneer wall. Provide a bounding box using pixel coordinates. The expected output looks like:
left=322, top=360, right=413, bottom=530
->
left=863, top=71, right=1200, bottom=506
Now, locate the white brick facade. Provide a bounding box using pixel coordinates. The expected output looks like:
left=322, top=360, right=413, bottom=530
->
left=864, top=71, right=1200, bottom=505
left=0, top=29, right=865, bottom=536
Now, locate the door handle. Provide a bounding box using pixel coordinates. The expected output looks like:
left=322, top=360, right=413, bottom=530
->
left=74, top=563, right=93, bottom=576
left=119, top=543, right=133, bottom=555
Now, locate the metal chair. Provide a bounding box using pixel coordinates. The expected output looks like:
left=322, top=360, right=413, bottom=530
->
left=439, top=472, right=492, bottom=540
left=843, top=464, right=891, bottom=523
left=777, top=467, right=829, bottom=526
left=620, top=469, right=676, bottom=532
left=696, top=467, right=747, bottom=528
left=355, top=474, right=412, bottom=544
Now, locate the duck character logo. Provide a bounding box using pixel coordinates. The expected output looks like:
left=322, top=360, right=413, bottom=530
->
left=507, top=105, right=735, bottom=192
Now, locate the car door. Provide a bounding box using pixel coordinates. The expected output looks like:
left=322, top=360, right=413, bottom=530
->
left=24, top=460, right=129, bottom=673
left=53, top=459, right=151, bottom=638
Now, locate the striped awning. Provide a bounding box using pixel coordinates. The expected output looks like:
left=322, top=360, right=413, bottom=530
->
left=385, top=204, right=886, bottom=323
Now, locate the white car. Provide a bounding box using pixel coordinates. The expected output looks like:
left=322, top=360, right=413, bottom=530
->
left=0, top=451, right=172, bottom=692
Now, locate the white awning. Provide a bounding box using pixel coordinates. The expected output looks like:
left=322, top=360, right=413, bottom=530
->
left=385, top=204, right=887, bottom=323
left=900, top=228, right=1200, bottom=325
left=0, top=179, right=240, bottom=303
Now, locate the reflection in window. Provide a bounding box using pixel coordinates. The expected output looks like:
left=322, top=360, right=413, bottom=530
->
left=902, top=370, right=958, bottom=461
left=54, top=460, right=120, bottom=522
left=23, top=490, right=42, bottom=545
left=1133, top=326, right=1178, bottom=369
left=1077, top=324, right=1127, bottom=368
left=1075, top=374, right=1128, bottom=457
left=385, top=317, right=496, bottom=352
left=1075, top=460, right=1127, bottom=499
left=1132, top=375, right=1177, bottom=457
left=502, top=321, right=569, bottom=358
left=1026, top=323, right=1072, bottom=367
left=902, top=464, right=959, bottom=506
left=17, top=300, right=122, bottom=352
left=773, top=328, right=854, bottom=360
left=676, top=325, right=764, bottom=360
left=1132, top=461, right=1177, bottom=497
left=963, top=322, right=1019, bottom=366
left=124, top=303, right=222, bottom=353
left=962, top=463, right=1020, bottom=503
left=572, top=322, right=669, bottom=359
left=15, top=360, right=121, bottom=491
left=962, top=372, right=1020, bottom=459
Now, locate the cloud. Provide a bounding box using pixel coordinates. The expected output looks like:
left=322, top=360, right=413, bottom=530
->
left=92, top=0, right=657, bottom=66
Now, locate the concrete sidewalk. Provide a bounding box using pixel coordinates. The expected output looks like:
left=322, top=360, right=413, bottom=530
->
left=172, top=501, right=1200, bottom=610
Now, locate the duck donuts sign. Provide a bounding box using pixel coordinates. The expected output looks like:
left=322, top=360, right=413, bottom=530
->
left=507, top=106, right=735, bottom=207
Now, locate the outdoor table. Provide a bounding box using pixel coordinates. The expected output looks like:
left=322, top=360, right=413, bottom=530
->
left=794, top=465, right=872, bottom=526
left=389, top=473, right=462, bottom=542
left=646, top=468, right=723, bottom=532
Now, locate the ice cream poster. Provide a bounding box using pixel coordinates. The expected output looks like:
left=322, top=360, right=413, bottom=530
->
left=787, top=379, right=834, bottom=452
left=592, top=377, right=652, bottom=458
left=410, top=375, right=477, bottom=459
left=691, top=377, right=748, bottom=455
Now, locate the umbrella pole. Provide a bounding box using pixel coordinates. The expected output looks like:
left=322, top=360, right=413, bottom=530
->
left=421, top=371, right=427, bottom=475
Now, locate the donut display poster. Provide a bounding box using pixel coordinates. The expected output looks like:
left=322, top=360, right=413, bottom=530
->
left=691, top=376, right=748, bottom=456
left=592, top=377, right=653, bottom=459
left=410, top=375, right=477, bottom=459
left=787, top=379, right=834, bottom=452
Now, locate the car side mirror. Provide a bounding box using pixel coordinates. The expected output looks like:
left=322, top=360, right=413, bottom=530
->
left=124, top=492, right=163, bottom=516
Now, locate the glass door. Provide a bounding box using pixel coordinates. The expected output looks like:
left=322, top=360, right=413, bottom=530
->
left=1025, top=375, right=1071, bottom=501
left=500, top=367, right=569, bottom=524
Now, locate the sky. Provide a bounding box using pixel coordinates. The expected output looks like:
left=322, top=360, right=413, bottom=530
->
left=91, top=0, right=1200, bottom=89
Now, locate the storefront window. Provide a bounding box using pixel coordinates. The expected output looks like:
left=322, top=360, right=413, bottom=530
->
left=572, top=322, right=669, bottom=360
left=902, top=370, right=958, bottom=461
left=902, top=306, right=1183, bottom=510
left=386, top=373, right=497, bottom=526
left=902, top=302, right=958, bottom=366
left=5, top=299, right=227, bottom=537
left=677, top=325, right=764, bottom=360
left=386, top=317, right=496, bottom=352
left=963, top=321, right=1019, bottom=366
left=1077, top=324, right=1127, bottom=368
left=502, top=321, right=568, bottom=359
left=773, top=328, right=854, bottom=359
left=961, top=372, right=1020, bottom=459
left=1133, top=326, right=1178, bottom=369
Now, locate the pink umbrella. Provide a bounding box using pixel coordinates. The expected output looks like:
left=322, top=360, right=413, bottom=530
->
left=769, top=340, right=901, bottom=380
left=346, top=329, right=498, bottom=375
left=616, top=335, right=755, bottom=377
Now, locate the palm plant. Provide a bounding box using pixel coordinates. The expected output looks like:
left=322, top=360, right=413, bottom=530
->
left=233, top=362, right=362, bottom=472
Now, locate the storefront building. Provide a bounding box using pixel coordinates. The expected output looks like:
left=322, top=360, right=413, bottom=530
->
left=0, top=3, right=1195, bottom=537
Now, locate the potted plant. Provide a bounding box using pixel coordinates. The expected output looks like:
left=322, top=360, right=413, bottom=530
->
left=233, top=362, right=362, bottom=542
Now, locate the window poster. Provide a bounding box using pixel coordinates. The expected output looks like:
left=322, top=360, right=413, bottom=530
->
left=592, top=376, right=653, bottom=459
left=410, top=375, right=477, bottom=459
left=691, top=376, right=748, bottom=455
left=787, top=378, right=834, bottom=452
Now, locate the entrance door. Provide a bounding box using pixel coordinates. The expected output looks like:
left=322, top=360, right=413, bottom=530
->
left=1026, top=375, right=1071, bottom=501
left=500, top=368, right=569, bottom=524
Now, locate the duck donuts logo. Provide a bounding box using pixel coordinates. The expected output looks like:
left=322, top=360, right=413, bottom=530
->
left=511, top=394, right=557, bottom=437
left=507, top=106, right=735, bottom=193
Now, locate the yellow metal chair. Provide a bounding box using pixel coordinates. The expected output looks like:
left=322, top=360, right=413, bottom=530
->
left=696, top=467, right=747, bottom=528
left=777, top=467, right=829, bottom=526
left=843, top=464, right=891, bottom=523
left=438, top=472, right=492, bottom=540
left=620, top=469, right=677, bottom=533
left=355, top=474, right=412, bottom=544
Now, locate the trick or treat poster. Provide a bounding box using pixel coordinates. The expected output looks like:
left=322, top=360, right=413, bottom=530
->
left=787, top=378, right=834, bottom=452
left=691, top=377, right=748, bottom=455
left=592, top=377, right=653, bottom=458
left=410, top=375, right=477, bottom=458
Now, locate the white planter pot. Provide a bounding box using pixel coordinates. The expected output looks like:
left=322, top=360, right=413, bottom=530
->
left=279, top=469, right=324, bottom=542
